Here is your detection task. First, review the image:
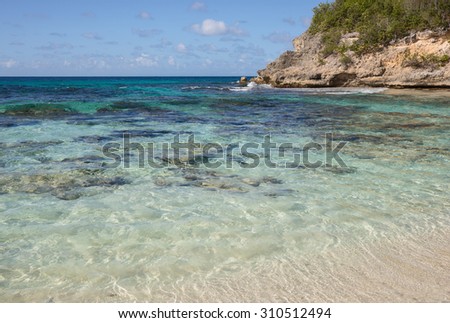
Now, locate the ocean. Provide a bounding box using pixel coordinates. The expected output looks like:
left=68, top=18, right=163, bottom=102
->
left=0, top=77, right=449, bottom=302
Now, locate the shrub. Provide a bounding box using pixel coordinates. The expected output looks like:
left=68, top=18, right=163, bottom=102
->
left=339, top=54, right=353, bottom=68
left=321, top=31, right=342, bottom=57
left=309, top=0, right=450, bottom=56
left=402, top=52, right=450, bottom=69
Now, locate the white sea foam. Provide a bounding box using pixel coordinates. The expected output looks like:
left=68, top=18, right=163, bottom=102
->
left=281, top=87, right=388, bottom=95
left=229, top=83, right=387, bottom=94
left=181, top=85, right=229, bottom=91
left=182, top=82, right=386, bottom=95
left=229, top=82, right=272, bottom=92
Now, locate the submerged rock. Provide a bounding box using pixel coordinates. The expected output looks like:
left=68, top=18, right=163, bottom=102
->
left=195, top=179, right=248, bottom=192
left=264, top=189, right=296, bottom=198
left=0, top=118, right=41, bottom=128
left=61, top=155, right=106, bottom=164
left=109, top=101, right=150, bottom=110
left=76, top=135, right=115, bottom=143
left=111, top=129, right=174, bottom=138
left=159, top=152, right=213, bottom=168
left=2, top=104, right=76, bottom=118
left=1, top=140, right=64, bottom=149
left=0, top=170, right=131, bottom=200
left=241, top=178, right=261, bottom=187
left=153, top=176, right=171, bottom=187
left=183, top=174, right=202, bottom=181
left=323, top=166, right=357, bottom=175
left=262, top=176, right=283, bottom=184
left=97, top=101, right=166, bottom=114
left=52, top=189, right=83, bottom=201
left=353, top=154, right=376, bottom=160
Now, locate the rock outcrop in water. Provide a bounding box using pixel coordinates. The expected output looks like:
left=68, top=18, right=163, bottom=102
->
left=253, top=30, right=450, bottom=88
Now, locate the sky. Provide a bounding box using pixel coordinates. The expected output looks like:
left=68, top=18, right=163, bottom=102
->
left=0, top=0, right=325, bottom=76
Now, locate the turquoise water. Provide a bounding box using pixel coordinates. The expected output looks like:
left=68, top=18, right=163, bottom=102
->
left=0, top=77, right=449, bottom=302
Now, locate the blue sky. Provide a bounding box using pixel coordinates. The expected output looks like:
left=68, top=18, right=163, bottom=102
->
left=0, top=0, right=325, bottom=76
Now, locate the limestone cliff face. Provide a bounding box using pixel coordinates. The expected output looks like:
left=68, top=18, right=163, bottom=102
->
left=253, top=30, right=450, bottom=88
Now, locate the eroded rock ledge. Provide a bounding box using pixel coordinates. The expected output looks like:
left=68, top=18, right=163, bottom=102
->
left=252, top=30, right=450, bottom=88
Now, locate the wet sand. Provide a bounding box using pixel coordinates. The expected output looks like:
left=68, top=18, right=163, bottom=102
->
left=11, top=226, right=447, bottom=303
left=139, top=227, right=450, bottom=303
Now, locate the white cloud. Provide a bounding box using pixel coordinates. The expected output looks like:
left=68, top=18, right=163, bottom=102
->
left=219, top=36, right=245, bottom=42
left=168, top=56, right=176, bottom=66
left=283, top=18, right=296, bottom=26
left=82, top=32, right=102, bottom=40
left=137, top=11, right=152, bottom=20
left=77, top=55, right=108, bottom=70
left=176, top=43, right=187, bottom=53
left=36, top=42, right=74, bottom=51
left=0, top=59, right=17, bottom=68
left=134, top=54, right=158, bottom=67
left=191, top=19, right=244, bottom=36
left=223, top=26, right=245, bottom=36
left=95, top=60, right=107, bottom=69
left=150, top=38, right=172, bottom=49
left=50, top=32, right=66, bottom=37
left=198, top=44, right=228, bottom=53
left=132, top=28, right=162, bottom=38
left=191, top=2, right=206, bottom=11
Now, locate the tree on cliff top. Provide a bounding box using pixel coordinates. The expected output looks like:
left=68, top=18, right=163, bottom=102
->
left=309, top=0, right=450, bottom=54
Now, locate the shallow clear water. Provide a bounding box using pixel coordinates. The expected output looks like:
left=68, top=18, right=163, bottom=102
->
left=0, top=77, right=449, bottom=302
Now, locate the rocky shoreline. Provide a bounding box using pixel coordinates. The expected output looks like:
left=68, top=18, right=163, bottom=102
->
left=252, top=29, right=450, bottom=88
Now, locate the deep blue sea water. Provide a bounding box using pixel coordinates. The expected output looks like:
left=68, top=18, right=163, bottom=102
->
left=0, top=77, right=449, bottom=302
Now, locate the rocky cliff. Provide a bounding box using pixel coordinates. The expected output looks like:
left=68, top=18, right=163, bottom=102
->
left=253, top=30, right=450, bottom=88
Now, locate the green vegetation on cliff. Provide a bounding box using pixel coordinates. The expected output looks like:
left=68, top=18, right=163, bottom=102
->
left=309, top=0, right=450, bottom=55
